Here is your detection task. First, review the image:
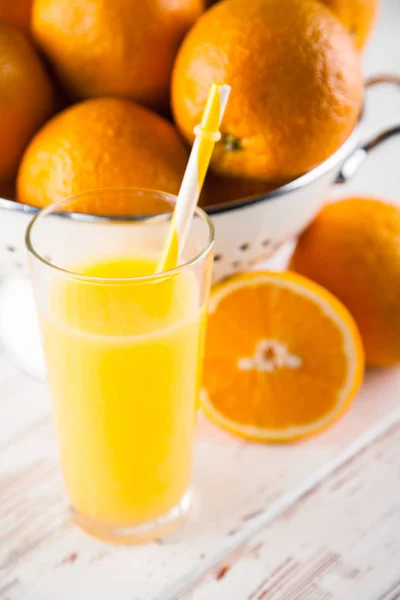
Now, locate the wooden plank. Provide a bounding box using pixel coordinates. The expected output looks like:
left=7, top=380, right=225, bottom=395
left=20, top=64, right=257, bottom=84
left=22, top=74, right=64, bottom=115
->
left=1, top=354, right=400, bottom=600
left=178, top=421, right=400, bottom=600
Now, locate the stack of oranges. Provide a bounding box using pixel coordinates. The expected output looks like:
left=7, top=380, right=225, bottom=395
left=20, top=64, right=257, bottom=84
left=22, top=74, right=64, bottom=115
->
left=3, top=0, right=394, bottom=445
left=0, top=0, right=377, bottom=208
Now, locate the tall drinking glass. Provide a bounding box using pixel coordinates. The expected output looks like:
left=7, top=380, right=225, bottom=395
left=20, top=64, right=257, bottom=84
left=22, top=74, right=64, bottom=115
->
left=26, top=189, right=214, bottom=544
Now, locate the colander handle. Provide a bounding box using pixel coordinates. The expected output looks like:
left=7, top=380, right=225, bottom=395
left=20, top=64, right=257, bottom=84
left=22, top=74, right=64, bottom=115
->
left=336, top=73, right=400, bottom=184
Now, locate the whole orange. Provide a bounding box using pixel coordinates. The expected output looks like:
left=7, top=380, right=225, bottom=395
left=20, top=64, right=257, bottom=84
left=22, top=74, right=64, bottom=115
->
left=0, top=0, right=33, bottom=35
left=0, top=21, right=54, bottom=185
left=172, top=0, right=363, bottom=184
left=204, top=0, right=379, bottom=50
left=17, top=98, right=189, bottom=210
left=291, top=197, right=400, bottom=367
left=320, top=0, right=379, bottom=50
left=32, top=0, right=204, bottom=110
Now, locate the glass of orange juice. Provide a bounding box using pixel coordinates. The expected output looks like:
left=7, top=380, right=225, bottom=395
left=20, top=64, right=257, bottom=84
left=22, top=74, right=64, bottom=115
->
left=26, top=188, right=214, bottom=544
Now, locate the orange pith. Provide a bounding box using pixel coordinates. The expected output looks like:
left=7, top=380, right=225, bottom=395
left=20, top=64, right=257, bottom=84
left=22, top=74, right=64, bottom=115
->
left=202, top=271, right=364, bottom=442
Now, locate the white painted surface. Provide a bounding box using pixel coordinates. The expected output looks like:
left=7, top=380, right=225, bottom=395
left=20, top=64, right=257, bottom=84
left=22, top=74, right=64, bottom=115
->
left=0, top=1, right=400, bottom=599
left=180, top=421, right=400, bottom=600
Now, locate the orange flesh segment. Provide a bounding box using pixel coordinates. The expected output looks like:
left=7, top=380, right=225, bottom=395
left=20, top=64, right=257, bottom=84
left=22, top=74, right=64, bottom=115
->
left=203, top=272, right=364, bottom=439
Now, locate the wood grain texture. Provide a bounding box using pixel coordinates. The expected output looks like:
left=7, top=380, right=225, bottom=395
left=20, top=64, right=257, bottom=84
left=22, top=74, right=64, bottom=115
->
left=0, top=348, right=400, bottom=600
left=179, top=422, right=400, bottom=600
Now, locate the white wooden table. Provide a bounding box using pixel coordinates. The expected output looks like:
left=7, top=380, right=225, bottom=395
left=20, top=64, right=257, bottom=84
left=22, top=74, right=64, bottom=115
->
left=1, top=2, right=400, bottom=598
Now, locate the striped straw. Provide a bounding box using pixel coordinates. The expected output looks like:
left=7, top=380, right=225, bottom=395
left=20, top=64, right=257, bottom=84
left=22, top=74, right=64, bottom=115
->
left=157, top=82, right=231, bottom=272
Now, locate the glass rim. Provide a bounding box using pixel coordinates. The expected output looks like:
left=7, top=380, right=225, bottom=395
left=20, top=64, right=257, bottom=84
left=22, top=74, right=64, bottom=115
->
left=25, top=187, right=215, bottom=284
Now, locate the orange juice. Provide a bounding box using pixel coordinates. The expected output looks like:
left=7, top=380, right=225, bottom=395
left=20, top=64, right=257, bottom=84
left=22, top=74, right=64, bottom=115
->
left=41, top=256, right=206, bottom=527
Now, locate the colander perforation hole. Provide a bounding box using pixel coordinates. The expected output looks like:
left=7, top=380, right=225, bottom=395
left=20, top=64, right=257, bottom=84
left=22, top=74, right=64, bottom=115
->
left=6, top=245, right=16, bottom=253
left=239, top=243, right=250, bottom=252
left=214, top=254, right=222, bottom=262
left=262, top=239, right=271, bottom=247
left=232, top=260, right=241, bottom=269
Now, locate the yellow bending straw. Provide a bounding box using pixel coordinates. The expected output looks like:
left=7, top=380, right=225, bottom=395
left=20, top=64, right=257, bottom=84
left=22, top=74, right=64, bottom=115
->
left=157, top=82, right=231, bottom=272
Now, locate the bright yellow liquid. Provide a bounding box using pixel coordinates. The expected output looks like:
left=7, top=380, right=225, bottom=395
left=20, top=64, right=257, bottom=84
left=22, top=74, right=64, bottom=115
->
left=41, top=256, right=206, bottom=526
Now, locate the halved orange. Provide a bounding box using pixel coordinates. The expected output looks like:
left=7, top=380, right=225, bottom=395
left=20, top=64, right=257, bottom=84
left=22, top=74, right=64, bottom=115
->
left=201, top=271, right=365, bottom=442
